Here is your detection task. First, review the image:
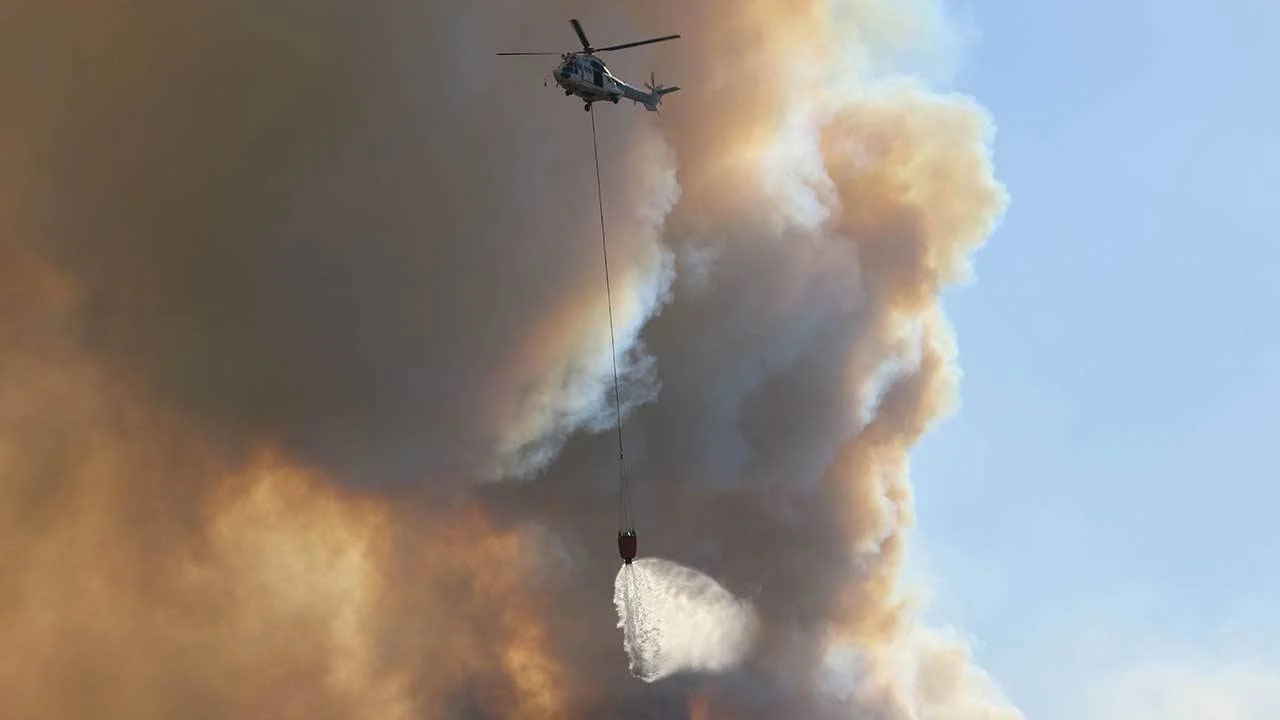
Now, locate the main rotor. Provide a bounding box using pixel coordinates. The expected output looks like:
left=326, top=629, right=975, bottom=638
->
left=497, top=18, right=680, bottom=57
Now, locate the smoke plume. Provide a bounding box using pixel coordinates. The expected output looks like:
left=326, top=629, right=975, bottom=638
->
left=1, top=0, right=1018, bottom=717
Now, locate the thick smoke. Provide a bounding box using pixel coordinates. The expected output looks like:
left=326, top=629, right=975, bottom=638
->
left=1, top=0, right=1017, bottom=717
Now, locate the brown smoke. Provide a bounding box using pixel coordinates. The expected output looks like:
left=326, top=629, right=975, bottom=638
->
left=1, top=0, right=1016, bottom=717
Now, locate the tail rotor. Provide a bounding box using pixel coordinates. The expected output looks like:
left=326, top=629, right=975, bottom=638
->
left=642, top=72, right=679, bottom=113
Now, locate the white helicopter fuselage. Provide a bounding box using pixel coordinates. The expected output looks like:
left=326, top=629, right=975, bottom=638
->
left=552, top=53, right=676, bottom=111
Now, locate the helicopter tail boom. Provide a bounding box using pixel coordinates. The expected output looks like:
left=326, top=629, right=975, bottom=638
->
left=642, top=71, right=678, bottom=111
left=640, top=85, right=679, bottom=111
left=618, top=72, right=680, bottom=112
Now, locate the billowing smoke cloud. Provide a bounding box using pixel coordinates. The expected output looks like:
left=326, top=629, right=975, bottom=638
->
left=1, top=0, right=1018, bottom=717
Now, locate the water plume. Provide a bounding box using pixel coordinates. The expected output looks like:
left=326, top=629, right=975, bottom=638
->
left=615, top=558, right=761, bottom=682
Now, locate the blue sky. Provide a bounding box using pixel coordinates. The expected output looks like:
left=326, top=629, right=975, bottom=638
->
left=907, top=1, right=1280, bottom=717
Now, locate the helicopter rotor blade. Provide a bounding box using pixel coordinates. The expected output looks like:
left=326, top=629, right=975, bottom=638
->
left=496, top=51, right=562, bottom=55
left=570, top=19, right=591, bottom=51
left=594, top=34, right=680, bottom=53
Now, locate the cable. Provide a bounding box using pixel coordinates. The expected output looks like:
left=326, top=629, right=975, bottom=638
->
left=590, top=107, right=633, bottom=531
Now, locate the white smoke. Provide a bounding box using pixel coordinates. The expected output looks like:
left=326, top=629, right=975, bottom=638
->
left=614, top=557, right=761, bottom=682
left=488, top=120, right=682, bottom=482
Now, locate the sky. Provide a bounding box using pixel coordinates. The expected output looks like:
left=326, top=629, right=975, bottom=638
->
left=907, top=0, right=1280, bottom=717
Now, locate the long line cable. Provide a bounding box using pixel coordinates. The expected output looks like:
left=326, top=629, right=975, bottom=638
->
left=590, top=107, right=632, bottom=531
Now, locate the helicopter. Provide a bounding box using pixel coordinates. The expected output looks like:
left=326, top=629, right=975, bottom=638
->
left=498, top=19, right=681, bottom=112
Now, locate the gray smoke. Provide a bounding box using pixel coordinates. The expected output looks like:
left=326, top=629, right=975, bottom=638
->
left=0, top=0, right=1019, bottom=717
